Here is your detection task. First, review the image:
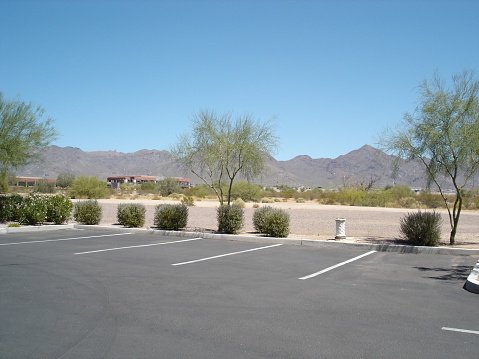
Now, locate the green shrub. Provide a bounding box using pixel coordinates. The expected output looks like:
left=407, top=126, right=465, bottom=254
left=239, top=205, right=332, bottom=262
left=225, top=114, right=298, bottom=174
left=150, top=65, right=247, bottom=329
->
left=0, top=174, right=10, bottom=193
left=253, top=206, right=290, bottom=237
left=45, top=195, right=73, bottom=224
left=73, top=200, right=102, bottom=225
left=253, top=206, right=272, bottom=233
left=0, top=194, right=23, bottom=222
left=231, top=181, right=262, bottom=202
left=181, top=196, right=195, bottom=206
left=296, top=197, right=305, bottom=203
left=117, top=203, right=146, bottom=228
left=233, top=198, right=246, bottom=208
left=217, top=204, right=244, bottom=234
left=33, top=179, right=56, bottom=193
left=154, top=203, right=188, bottom=230
left=399, top=210, right=442, bottom=246
left=69, top=175, right=109, bottom=199
left=261, top=197, right=274, bottom=203
left=17, top=194, right=48, bottom=225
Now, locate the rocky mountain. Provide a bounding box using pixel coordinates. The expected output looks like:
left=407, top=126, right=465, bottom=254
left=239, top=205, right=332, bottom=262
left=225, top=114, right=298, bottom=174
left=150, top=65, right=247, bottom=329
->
left=18, top=144, right=436, bottom=189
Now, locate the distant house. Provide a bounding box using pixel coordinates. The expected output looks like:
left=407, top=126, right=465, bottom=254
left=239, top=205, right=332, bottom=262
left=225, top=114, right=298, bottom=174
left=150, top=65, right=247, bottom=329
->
left=173, top=177, right=192, bottom=189
left=107, top=175, right=157, bottom=189
left=16, top=177, right=56, bottom=187
left=107, top=175, right=192, bottom=189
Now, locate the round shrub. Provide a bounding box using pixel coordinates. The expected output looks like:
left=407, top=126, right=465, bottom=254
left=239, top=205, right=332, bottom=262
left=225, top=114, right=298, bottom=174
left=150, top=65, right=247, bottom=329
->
left=45, top=195, right=73, bottom=224
left=253, top=205, right=273, bottom=233
left=117, top=203, right=146, bottom=228
left=399, top=210, right=442, bottom=246
left=17, top=194, right=48, bottom=225
left=253, top=206, right=290, bottom=238
left=233, top=198, right=246, bottom=208
left=154, top=203, right=188, bottom=230
left=73, top=200, right=102, bottom=225
left=217, top=204, right=244, bottom=234
left=181, top=196, right=195, bottom=206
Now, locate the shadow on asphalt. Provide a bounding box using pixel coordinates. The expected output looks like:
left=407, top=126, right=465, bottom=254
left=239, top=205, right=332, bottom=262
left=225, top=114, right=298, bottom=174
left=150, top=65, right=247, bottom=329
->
left=415, top=265, right=471, bottom=281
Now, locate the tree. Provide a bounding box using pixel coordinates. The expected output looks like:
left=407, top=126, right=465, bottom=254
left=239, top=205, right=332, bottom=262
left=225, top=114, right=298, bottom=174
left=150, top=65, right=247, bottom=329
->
left=69, top=175, right=109, bottom=199
left=172, top=110, right=278, bottom=205
left=56, top=173, right=76, bottom=188
left=0, top=92, right=58, bottom=173
left=378, top=70, right=479, bottom=245
left=157, top=177, right=181, bottom=196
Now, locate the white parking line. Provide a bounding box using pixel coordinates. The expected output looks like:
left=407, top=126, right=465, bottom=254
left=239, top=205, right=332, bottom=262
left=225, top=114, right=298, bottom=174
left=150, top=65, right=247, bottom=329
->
left=171, top=243, right=283, bottom=266
left=442, top=327, right=479, bottom=335
left=0, top=233, right=131, bottom=246
left=299, top=250, right=377, bottom=280
left=74, top=237, right=201, bottom=255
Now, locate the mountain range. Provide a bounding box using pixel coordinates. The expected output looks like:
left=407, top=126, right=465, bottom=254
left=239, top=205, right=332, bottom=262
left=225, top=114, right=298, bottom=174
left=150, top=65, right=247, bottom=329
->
left=16, top=144, right=439, bottom=189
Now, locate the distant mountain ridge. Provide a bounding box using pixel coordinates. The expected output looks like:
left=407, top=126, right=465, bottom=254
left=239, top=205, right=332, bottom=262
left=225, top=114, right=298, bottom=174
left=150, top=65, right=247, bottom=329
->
left=18, top=144, right=441, bottom=189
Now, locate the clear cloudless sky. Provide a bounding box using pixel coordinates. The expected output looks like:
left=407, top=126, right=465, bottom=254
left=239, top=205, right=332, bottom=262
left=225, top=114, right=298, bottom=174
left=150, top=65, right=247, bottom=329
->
left=1, top=0, right=478, bottom=161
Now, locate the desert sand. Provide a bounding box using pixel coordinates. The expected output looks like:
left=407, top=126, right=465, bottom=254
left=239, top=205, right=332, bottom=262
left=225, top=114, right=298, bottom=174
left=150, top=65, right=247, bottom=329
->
left=89, top=198, right=479, bottom=248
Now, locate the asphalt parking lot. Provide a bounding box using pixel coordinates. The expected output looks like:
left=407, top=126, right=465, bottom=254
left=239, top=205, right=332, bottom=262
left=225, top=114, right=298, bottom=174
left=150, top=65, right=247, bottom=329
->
left=1, top=229, right=478, bottom=359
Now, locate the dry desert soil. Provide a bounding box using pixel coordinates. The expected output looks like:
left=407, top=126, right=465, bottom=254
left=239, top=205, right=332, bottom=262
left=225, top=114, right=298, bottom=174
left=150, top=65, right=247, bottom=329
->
left=86, top=199, right=479, bottom=249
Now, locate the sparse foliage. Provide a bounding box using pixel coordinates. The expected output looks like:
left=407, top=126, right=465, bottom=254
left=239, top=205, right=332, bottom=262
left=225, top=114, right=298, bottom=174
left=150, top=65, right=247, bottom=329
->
left=379, top=70, right=479, bottom=244
left=172, top=110, right=278, bottom=205
left=0, top=92, right=58, bottom=173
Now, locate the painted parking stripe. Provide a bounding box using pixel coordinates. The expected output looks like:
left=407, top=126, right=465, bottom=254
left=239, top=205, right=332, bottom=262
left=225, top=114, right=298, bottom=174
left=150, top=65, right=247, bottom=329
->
left=442, top=327, right=479, bottom=335
left=74, top=237, right=201, bottom=255
left=0, top=233, right=131, bottom=246
left=299, top=250, right=377, bottom=280
left=172, top=243, right=283, bottom=266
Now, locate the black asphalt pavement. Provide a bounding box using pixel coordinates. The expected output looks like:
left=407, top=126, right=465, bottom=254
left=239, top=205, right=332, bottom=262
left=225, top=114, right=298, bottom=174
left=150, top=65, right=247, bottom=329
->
left=1, top=229, right=478, bottom=359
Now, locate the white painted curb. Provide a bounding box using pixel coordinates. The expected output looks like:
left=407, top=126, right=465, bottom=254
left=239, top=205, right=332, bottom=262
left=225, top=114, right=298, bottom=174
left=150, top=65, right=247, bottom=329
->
left=465, top=260, right=479, bottom=294
left=0, top=224, right=74, bottom=234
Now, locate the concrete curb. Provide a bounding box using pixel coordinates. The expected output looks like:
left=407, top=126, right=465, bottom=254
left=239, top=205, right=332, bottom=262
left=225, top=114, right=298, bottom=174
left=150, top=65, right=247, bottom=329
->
left=0, top=224, right=75, bottom=234
left=464, top=260, right=479, bottom=294
left=72, top=224, right=479, bottom=256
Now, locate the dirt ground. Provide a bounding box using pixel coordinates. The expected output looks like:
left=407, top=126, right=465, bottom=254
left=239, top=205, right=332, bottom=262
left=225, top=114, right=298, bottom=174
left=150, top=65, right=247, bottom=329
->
left=90, top=198, right=479, bottom=249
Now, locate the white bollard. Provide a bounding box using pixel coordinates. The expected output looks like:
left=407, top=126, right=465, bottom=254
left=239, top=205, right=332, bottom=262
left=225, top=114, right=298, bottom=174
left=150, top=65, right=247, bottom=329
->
left=335, top=218, right=346, bottom=240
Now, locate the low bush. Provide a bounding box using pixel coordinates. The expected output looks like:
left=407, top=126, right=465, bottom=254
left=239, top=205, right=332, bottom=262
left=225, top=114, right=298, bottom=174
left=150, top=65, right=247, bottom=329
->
left=233, top=198, right=246, bottom=208
left=45, top=195, right=73, bottom=224
left=231, top=181, right=262, bottom=202
left=17, top=194, right=48, bottom=225
left=399, top=210, right=442, bottom=246
left=33, top=179, right=56, bottom=193
left=181, top=196, right=195, bottom=206
left=69, top=175, right=110, bottom=199
left=217, top=204, right=244, bottom=234
left=0, top=194, right=23, bottom=222
left=154, top=203, right=188, bottom=230
left=73, top=200, right=102, bottom=225
left=117, top=203, right=146, bottom=228
left=253, top=206, right=290, bottom=238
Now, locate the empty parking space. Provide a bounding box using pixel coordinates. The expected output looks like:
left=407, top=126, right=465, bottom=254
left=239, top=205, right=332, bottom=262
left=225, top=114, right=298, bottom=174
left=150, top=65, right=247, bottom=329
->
left=1, top=229, right=478, bottom=359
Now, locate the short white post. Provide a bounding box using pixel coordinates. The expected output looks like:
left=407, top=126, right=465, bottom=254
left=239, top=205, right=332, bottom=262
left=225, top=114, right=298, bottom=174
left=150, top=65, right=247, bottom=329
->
left=335, top=218, right=346, bottom=240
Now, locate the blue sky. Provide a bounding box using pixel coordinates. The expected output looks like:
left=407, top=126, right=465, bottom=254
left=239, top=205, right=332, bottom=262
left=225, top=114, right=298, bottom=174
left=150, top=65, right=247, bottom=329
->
left=1, top=0, right=478, bottom=161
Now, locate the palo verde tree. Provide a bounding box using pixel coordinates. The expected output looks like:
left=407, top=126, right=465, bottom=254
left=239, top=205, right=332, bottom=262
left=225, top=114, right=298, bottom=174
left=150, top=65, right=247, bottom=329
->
left=0, top=92, right=58, bottom=175
left=378, top=70, right=479, bottom=245
left=172, top=110, right=278, bottom=205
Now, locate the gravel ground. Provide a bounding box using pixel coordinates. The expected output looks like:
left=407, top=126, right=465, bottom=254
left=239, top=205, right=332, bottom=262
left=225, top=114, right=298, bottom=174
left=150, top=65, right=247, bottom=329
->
left=88, top=199, right=479, bottom=248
